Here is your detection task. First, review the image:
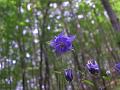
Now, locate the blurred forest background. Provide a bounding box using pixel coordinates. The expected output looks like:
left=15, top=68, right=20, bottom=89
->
left=0, top=0, right=120, bottom=90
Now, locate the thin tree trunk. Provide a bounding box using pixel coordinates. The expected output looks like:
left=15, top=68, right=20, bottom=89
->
left=43, top=46, right=50, bottom=90
left=17, top=0, right=26, bottom=89
left=100, top=0, right=120, bottom=32
left=36, top=2, right=50, bottom=89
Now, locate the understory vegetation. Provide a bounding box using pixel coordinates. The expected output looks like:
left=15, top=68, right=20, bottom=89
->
left=0, top=0, right=120, bottom=90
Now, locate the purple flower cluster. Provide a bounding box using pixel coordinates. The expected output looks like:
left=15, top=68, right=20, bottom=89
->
left=50, top=31, right=120, bottom=81
left=86, top=60, right=100, bottom=74
left=50, top=31, right=75, bottom=54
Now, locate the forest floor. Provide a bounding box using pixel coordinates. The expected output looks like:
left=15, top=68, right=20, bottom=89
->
left=114, top=81, right=120, bottom=90
left=115, top=86, right=120, bottom=90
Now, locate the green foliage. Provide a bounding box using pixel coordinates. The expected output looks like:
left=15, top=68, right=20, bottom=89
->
left=0, top=0, right=120, bottom=89
left=82, top=80, right=94, bottom=86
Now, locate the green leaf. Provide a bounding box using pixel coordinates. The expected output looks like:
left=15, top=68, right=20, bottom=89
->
left=102, top=76, right=111, bottom=81
left=54, top=71, right=62, bottom=74
left=82, top=80, right=94, bottom=86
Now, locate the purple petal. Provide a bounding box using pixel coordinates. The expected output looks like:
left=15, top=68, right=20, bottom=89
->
left=115, top=63, right=120, bottom=72
left=68, top=44, right=73, bottom=50
left=50, top=40, right=55, bottom=47
left=58, top=31, right=64, bottom=37
left=69, top=35, right=76, bottom=42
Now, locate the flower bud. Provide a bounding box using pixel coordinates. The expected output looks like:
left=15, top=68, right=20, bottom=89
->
left=86, top=60, right=99, bottom=74
left=64, top=69, right=73, bottom=82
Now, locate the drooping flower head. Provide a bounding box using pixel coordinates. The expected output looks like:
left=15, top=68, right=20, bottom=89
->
left=86, top=60, right=100, bottom=74
left=50, top=31, right=75, bottom=54
left=64, top=69, right=73, bottom=82
left=114, top=63, right=120, bottom=73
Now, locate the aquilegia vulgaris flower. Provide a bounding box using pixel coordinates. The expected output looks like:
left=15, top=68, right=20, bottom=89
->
left=50, top=31, right=75, bottom=54
left=86, top=60, right=100, bottom=74
left=64, top=69, right=73, bottom=82
left=114, top=63, right=120, bottom=73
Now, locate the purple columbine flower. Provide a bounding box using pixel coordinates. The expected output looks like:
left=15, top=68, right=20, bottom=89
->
left=86, top=60, right=100, bottom=74
left=64, top=69, right=73, bottom=82
left=50, top=31, right=75, bottom=54
left=114, top=63, right=120, bottom=73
